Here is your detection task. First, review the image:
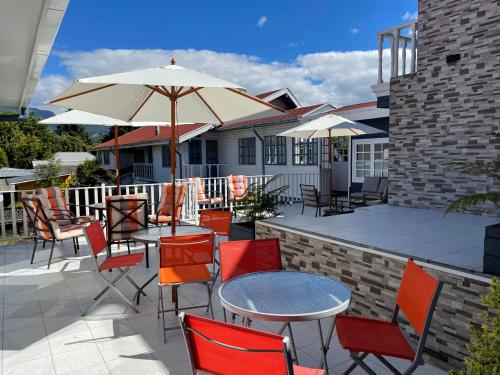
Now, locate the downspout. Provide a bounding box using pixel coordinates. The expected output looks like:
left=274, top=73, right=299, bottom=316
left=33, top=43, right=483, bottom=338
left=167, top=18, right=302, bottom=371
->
left=252, top=125, right=265, bottom=175
left=176, top=147, right=183, bottom=179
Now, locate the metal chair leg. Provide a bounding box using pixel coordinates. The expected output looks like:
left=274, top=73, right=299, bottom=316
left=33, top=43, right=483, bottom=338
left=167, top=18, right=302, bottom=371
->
left=343, top=352, right=369, bottom=375
left=31, top=237, right=38, bottom=264
left=42, top=240, right=46, bottom=248
left=126, top=241, right=131, bottom=254
left=160, top=286, right=167, bottom=343
left=145, top=244, right=149, bottom=268
left=47, top=241, right=56, bottom=269
left=287, top=323, right=299, bottom=364
left=206, top=283, right=214, bottom=319
left=72, top=237, right=78, bottom=254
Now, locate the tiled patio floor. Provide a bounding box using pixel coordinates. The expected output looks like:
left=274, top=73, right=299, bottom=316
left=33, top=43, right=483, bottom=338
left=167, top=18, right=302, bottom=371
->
left=0, top=237, right=447, bottom=375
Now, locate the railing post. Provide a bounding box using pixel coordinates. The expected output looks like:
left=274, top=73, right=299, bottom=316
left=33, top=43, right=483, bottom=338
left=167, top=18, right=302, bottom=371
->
left=193, top=181, right=199, bottom=225
left=410, top=22, right=417, bottom=73
left=402, top=38, right=407, bottom=75
left=377, top=33, right=384, bottom=84
left=101, top=183, right=106, bottom=203
left=0, top=193, right=5, bottom=238
left=391, top=28, right=400, bottom=78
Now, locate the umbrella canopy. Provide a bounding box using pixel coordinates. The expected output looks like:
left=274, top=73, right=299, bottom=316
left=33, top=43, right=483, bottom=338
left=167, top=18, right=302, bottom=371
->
left=48, top=61, right=284, bottom=232
left=278, top=113, right=383, bottom=138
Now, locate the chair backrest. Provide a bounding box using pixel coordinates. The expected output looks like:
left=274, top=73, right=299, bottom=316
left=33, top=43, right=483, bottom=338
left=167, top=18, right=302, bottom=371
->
left=227, top=175, right=248, bottom=200
left=189, top=177, right=207, bottom=202
left=396, top=260, right=442, bottom=337
left=36, top=187, right=69, bottom=220
left=361, top=176, right=381, bottom=193
left=300, top=184, right=319, bottom=206
left=179, top=313, right=294, bottom=375
left=219, top=238, right=282, bottom=282
left=159, top=233, right=215, bottom=269
left=157, top=183, right=186, bottom=219
left=105, top=193, right=148, bottom=242
left=199, top=209, right=232, bottom=237
left=377, top=177, right=389, bottom=195
left=21, top=194, right=56, bottom=240
left=83, top=221, right=108, bottom=257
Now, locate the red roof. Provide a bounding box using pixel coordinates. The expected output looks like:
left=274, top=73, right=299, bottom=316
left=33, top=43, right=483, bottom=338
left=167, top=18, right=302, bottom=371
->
left=94, top=123, right=206, bottom=149
left=255, top=89, right=282, bottom=99
left=217, top=104, right=326, bottom=131
left=331, top=101, right=377, bottom=113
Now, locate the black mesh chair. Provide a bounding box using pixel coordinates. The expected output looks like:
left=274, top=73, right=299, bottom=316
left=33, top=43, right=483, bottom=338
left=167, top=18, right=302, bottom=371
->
left=300, top=184, right=329, bottom=217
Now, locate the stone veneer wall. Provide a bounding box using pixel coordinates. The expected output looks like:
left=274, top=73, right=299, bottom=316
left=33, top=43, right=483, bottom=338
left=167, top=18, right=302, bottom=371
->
left=388, top=0, right=500, bottom=215
left=256, top=222, right=493, bottom=371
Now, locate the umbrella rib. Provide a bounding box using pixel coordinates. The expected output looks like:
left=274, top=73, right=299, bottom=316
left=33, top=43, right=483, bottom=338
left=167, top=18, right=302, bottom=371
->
left=175, top=86, right=184, bottom=96
left=225, top=88, right=286, bottom=113
left=128, top=90, right=155, bottom=122
left=177, top=87, right=201, bottom=99
left=49, top=84, right=116, bottom=104
left=349, top=128, right=360, bottom=136
left=145, top=85, right=172, bottom=99
left=194, top=90, right=223, bottom=124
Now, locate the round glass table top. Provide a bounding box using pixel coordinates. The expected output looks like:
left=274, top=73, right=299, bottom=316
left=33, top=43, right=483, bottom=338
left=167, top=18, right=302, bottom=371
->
left=131, top=225, right=213, bottom=243
left=219, top=271, right=351, bottom=322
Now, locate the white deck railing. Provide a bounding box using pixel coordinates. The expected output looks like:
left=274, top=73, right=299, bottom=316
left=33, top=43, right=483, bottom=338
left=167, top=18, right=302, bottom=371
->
left=0, top=173, right=319, bottom=239
left=377, top=20, right=417, bottom=84
left=183, top=163, right=227, bottom=178
left=133, top=163, right=154, bottom=181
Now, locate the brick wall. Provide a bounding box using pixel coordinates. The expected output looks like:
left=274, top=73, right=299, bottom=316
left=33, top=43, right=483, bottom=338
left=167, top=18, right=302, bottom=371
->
left=388, top=0, right=500, bottom=215
left=256, top=222, right=493, bottom=371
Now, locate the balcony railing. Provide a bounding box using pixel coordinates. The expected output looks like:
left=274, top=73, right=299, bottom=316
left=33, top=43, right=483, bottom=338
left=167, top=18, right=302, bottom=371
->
left=133, top=162, right=154, bottom=181
left=0, top=173, right=319, bottom=239
left=377, top=20, right=417, bottom=84
left=183, top=163, right=227, bottom=178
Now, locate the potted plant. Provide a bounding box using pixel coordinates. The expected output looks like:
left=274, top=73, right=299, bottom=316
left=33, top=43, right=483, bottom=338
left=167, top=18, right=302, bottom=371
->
left=230, top=176, right=288, bottom=240
left=446, top=160, right=500, bottom=275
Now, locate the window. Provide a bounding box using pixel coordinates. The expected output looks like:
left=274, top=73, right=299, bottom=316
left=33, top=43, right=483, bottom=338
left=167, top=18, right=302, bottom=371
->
left=102, top=150, right=110, bottom=165
left=352, top=138, right=389, bottom=182
left=189, top=139, right=202, bottom=164
left=133, top=149, right=145, bottom=163
left=238, top=137, right=256, bottom=165
left=205, top=140, right=218, bottom=164
left=161, top=144, right=171, bottom=167
left=292, top=138, right=318, bottom=165
left=264, top=136, right=287, bottom=165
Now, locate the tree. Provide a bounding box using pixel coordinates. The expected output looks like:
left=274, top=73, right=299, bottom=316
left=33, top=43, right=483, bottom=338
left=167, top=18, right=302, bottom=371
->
left=55, top=124, right=92, bottom=144
left=74, top=158, right=114, bottom=186
left=33, top=157, right=64, bottom=188
left=101, top=126, right=135, bottom=143
left=56, top=134, right=90, bottom=152
left=450, top=278, right=500, bottom=375
left=0, top=147, right=9, bottom=167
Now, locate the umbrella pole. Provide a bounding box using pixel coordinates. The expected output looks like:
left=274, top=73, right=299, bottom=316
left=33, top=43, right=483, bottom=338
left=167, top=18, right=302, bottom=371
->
left=328, top=129, right=333, bottom=213
left=170, top=89, right=177, bottom=235
left=114, top=125, right=121, bottom=192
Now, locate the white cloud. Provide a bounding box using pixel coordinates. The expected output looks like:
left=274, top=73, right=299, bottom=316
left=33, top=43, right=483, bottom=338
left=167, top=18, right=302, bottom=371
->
left=30, top=74, right=72, bottom=113
left=350, top=28, right=359, bottom=35
left=402, top=11, right=417, bottom=21
left=257, top=16, right=267, bottom=28
left=32, top=48, right=392, bottom=111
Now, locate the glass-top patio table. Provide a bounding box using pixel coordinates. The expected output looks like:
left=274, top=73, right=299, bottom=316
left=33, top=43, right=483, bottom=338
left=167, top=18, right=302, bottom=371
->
left=131, top=225, right=213, bottom=304
left=219, top=271, right=351, bottom=374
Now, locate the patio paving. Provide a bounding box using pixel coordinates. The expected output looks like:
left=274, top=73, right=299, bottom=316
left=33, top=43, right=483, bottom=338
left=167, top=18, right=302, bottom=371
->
left=275, top=203, right=497, bottom=273
left=0, top=236, right=447, bottom=374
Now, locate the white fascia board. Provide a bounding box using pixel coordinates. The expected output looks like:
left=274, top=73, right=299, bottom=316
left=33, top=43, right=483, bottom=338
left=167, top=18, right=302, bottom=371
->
left=264, top=88, right=302, bottom=108
left=334, top=106, right=389, bottom=121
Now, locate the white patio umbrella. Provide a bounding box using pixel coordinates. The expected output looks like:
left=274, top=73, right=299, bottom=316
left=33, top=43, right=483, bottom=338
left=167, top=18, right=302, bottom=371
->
left=279, top=114, right=384, bottom=213
left=48, top=59, right=283, bottom=233
left=39, top=110, right=178, bottom=190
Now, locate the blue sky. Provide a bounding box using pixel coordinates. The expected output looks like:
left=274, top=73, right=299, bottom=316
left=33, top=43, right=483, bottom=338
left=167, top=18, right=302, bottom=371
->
left=35, top=0, right=417, bottom=110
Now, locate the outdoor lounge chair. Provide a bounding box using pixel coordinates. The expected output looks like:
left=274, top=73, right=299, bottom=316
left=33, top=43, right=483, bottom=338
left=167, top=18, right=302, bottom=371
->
left=149, top=182, right=186, bottom=226
left=364, top=177, right=388, bottom=205
left=105, top=193, right=149, bottom=267
left=226, top=175, right=248, bottom=214
left=82, top=221, right=144, bottom=316
left=350, top=176, right=382, bottom=202
left=158, top=232, right=215, bottom=343
left=300, top=184, right=329, bottom=217
left=37, top=187, right=95, bottom=226
left=336, top=259, right=443, bottom=375
left=178, top=313, right=324, bottom=375
left=189, top=177, right=223, bottom=207
left=21, top=194, right=85, bottom=268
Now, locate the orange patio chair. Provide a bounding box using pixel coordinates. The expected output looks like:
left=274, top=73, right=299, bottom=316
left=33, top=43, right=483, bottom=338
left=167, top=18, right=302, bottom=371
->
left=149, top=182, right=186, bottom=226
left=82, top=221, right=144, bottom=316
left=37, top=187, right=94, bottom=226
left=179, top=313, right=324, bottom=375
left=336, top=259, right=443, bottom=375
left=189, top=177, right=223, bottom=207
left=21, top=194, right=85, bottom=268
left=105, top=193, right=150, bottom=267
left=226, top=175, right=248, bottom=214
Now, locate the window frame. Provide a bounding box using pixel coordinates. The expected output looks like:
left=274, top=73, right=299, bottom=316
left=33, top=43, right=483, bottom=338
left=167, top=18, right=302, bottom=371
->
left=102, top=150, right=110, bottom=165
left=188, top=139, right=202, bottom=165
left=161, top=143, right=171, bottom=168
left=292, top=138, right=318, bottom=166
left=264, top=135, right=287, bottom=166
left=351, top=138, right=389, bottom=183
left=238, top=137, right=256, bottom=165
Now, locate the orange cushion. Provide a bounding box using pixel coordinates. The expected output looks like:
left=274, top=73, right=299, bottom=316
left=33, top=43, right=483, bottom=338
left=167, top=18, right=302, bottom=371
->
left=149, top=214, right=173, bottom=224
left=336, top=315, right=415, bottom=360
left=159, top=264, right=211, bottom=284
left=293, top=365, right=325, bottom=375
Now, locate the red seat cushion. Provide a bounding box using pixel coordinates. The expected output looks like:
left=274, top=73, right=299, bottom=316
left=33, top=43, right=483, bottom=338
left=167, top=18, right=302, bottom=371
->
left=98, top=253, right=144, bottom=271
left=336, top=315, right=415, bottom=360
left=293, top=365, right=325, bottom=375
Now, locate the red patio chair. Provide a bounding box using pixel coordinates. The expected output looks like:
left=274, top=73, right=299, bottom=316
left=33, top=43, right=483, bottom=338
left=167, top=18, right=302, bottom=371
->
left=158, top=232, right=215, bottom=343
left=189, top=177, right=223, bottom=207
left=199, top=209, right=233, bottom=280
left=21, top=194, right=85, bottom=268
left=336, top=259, right=443, bottom=375
left=37, top=187, right=94, bottom=226
left=179, top=313, right=324, bottom=375
left=81, top=221, right=144, bottom=316
left=149, top=182, right=186, bottom=226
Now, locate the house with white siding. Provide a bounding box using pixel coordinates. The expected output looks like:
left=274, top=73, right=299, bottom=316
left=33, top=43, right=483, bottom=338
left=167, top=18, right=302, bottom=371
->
left=94, top=88, right=388, bottom=194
